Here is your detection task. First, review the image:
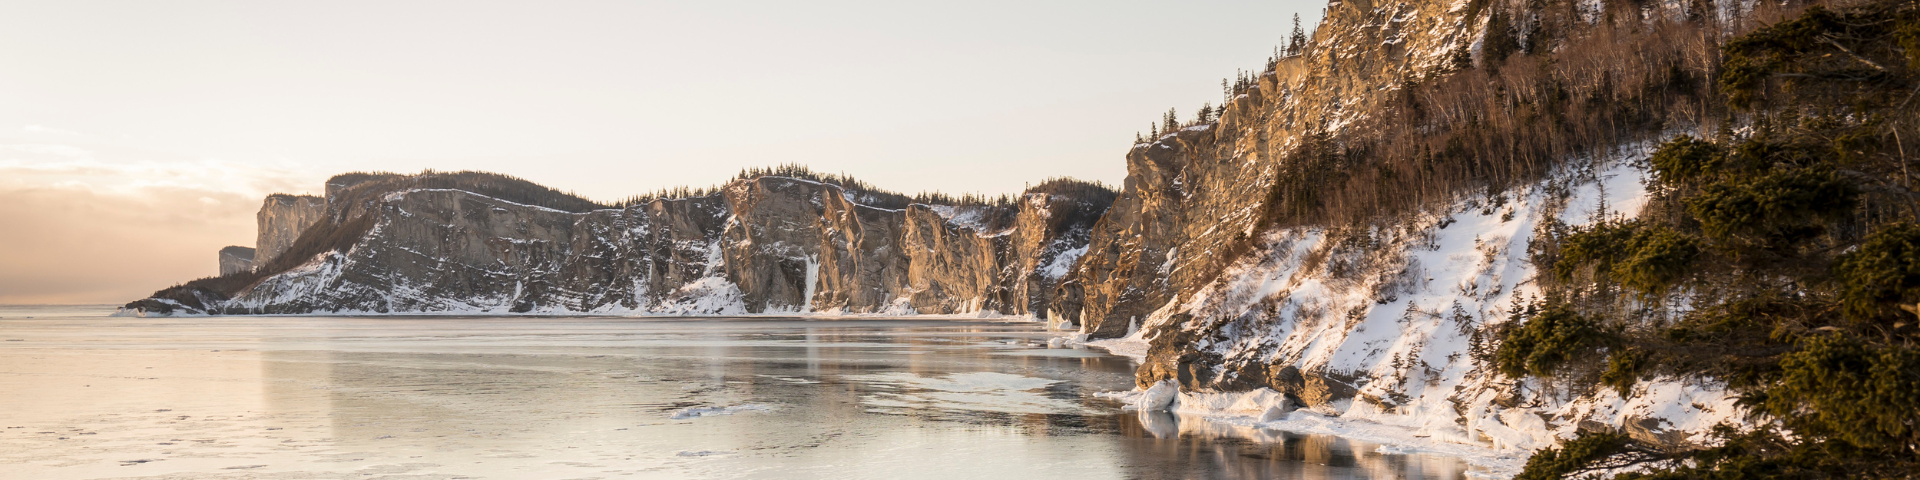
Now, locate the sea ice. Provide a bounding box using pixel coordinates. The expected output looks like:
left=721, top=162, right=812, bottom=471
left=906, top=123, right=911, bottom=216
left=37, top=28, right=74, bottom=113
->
left=667, top=404, right=774, bottom=420
left=847, top=371, right=1081, bottom=415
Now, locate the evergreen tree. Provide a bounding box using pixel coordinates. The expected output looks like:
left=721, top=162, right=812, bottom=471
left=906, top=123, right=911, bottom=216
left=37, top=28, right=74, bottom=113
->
left=1289, top=14, right=1308, bottom=54
left=1686, top=0, right=1712, bottom=23
left=1483, top=9, right=1520, bottom=67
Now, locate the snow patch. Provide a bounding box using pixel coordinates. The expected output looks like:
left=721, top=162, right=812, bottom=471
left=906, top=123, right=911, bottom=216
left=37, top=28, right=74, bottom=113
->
left=1040, top=245, right=1087, bottom=280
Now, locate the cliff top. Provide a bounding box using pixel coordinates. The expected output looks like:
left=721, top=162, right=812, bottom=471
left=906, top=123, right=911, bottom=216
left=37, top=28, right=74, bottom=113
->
left=325, top=170, right=609, bottom=214
left=615, top=163, right=1117, bottom=212
left=264, top=193, right=324, bottom=202
left=217, top=246, right=254, bottom=260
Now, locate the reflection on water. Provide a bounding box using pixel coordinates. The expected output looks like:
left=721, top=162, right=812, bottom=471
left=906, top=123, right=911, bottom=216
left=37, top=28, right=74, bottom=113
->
left=0, top=305, right=1470, bottom=479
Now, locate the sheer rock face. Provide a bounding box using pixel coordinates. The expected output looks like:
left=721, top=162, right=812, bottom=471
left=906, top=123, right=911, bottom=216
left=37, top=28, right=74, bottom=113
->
left=255, top=194, right=327, bottom=264
left=1073, top=0, right=1475, bottom=340
left=217, top=246, right=255, bottom=276
left=142, top=175, right=1106, bottom=316
left=228, top=189, right=728, bottom=314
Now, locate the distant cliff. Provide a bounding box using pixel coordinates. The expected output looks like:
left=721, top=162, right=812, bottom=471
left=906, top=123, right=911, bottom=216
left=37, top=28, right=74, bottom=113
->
left=129, top=170, right=1112, bottom=317
left=217, top=246, right=254, bottom=275
left=255, top=194, right=325, bottom=264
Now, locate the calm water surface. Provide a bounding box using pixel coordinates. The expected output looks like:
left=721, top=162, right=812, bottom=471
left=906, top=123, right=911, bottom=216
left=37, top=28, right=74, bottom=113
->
left=0, top=305, right=1471, bottom=479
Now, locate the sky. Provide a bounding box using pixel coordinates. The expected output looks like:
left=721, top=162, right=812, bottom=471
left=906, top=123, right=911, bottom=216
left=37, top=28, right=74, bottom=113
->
left=0, top=0, right=1324, bottom=305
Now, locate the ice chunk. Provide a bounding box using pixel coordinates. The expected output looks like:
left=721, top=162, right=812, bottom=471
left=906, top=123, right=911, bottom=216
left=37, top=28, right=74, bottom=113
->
left=1136, top=380, right=1178, bottom=411
left=668, top=404, right=774, bottom=420
left=1259, top=405, right=1288, bottom=422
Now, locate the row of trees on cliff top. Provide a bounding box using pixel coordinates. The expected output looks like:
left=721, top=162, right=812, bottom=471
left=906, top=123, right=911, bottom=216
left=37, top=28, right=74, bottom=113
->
left=308, top=165, right=1115, bottom=215
left=1139, top=14, right=1313, bottom=144
left=609, top=162, right=1113, bottom=213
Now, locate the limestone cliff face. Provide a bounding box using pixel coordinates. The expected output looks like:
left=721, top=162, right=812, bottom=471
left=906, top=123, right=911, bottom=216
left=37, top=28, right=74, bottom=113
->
left=255, top=194, right=326, bottom=264
left=217, top=246, right=255, bottom=275
left=129, top=174, right=1110, bottom=317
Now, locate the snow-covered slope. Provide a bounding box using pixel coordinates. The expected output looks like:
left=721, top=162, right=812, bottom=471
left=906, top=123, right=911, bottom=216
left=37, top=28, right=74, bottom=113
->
left=1095, top=148, right=1740, bottom=476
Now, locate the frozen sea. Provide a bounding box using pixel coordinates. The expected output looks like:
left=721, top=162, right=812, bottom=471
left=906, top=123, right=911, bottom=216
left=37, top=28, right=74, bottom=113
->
left=0, top=305, right=1473, bottom=479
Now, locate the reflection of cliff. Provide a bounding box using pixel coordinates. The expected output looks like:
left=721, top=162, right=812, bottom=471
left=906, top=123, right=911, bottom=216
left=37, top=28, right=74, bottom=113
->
left=1113, top=411, right=1467, bottom=478
left=247, top=323, right=1047, bottom=458
left=134, top=171, right=1113, bottom=317
left=258, top=349, right=338, bottom=442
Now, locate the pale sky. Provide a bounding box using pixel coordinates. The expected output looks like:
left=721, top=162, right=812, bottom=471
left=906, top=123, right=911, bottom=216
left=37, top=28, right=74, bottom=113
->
left=0, top=1, right=1323, bottom=304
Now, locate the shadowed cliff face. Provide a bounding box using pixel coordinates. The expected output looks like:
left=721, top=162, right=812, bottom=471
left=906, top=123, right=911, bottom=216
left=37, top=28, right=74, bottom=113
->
left=129, top=173, right=1111, bottom=317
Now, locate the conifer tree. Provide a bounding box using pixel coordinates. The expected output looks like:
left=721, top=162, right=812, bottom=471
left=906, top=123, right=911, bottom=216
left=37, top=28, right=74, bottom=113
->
left=1686, top=0, right=1712, bottom=22
left=1289, top=14, right=1308, bottom=54
left=1483, top=9, right=1520, bottom=67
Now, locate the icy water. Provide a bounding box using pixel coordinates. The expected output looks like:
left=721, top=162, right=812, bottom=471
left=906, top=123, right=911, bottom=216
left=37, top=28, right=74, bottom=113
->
left=0, top=305, right=1471, bottom=480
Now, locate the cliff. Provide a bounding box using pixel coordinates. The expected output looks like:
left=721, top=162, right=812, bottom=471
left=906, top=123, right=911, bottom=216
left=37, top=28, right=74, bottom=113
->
left=1074, top=0, right=1476, bottom=339
left=123, top=171, right=1113, bottom=317
left=1053, top=0, right=1740, bottom=468
left=217, top=246, right=254, bottom=275
left=255, top=194, right=326, bottom=264
left=1070, top=0, right=1920, bottom=475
